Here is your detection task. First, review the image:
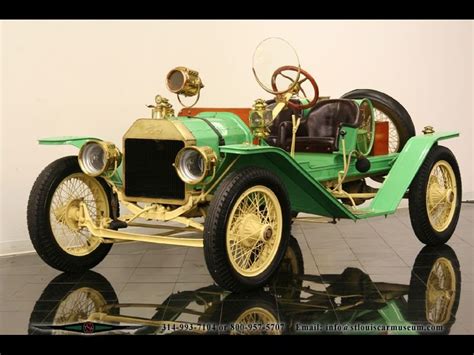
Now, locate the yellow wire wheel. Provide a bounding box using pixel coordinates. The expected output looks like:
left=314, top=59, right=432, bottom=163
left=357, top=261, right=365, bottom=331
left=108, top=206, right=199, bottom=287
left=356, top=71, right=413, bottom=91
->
left=408, top=146, right=461, bottom=246
left=231, top=307, right=281, bottom=335
left=28, top=271, right=119, bottom=335
left=49, top=173, right=109, bottom=256
left=53, top=287, right=107, bottom=327
left=28, top=156, right=115, bottom=272
left=203, top=167, right=291, bottom=292
left=226, top=185, right=283, bottom=277
left=426, top=161, right=457, bottom=233
left=406, top=245, right=460, bottom=334
left=425, top=257, right=457, bottom=326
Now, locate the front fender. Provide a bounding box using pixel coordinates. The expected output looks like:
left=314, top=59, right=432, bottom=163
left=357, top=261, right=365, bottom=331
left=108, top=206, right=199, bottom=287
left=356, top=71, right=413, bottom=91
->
left=38, top=136, right=123, bottom=186
left=38, top=136, right=101, bottom=149
left=220, top=144, right=356, bottom=220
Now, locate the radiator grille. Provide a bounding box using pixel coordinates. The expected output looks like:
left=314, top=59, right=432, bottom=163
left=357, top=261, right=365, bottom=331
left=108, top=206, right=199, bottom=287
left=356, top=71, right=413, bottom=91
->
left=124, top=139, right=185, bottom=200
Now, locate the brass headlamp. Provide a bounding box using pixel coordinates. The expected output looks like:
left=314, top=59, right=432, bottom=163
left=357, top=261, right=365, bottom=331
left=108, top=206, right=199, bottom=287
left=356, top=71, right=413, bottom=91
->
left=174, top=146, right=217, bottom=185
left=78, top=140, right=122, bottom=177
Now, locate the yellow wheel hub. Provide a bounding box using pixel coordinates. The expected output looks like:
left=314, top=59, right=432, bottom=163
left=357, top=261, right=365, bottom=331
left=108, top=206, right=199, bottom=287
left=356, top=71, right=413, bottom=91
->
left=50, top=173, right=109, bottom=256
left=426, top=160, right=457, bottom=232
left=54, top=199, right=82, bottom=231
left=226, top=185, right=283, bottom=277
left=231, top=307, right=280, bottom=335
left=53, top=287, right=108, bottom=331
left=425, top=257, right=456, bottom=325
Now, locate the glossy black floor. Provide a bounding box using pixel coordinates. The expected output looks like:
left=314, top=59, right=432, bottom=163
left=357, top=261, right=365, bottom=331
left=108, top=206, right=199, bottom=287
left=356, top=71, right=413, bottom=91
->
left=0, top=205, right=472, bottom=335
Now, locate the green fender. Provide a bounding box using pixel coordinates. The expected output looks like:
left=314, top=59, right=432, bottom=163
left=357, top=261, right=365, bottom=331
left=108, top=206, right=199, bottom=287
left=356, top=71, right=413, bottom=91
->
left=358, top=131, right=459, bottom=218
left=39, top=136, right=101, bottom=149
left=38, top=136, right=123, bottom=186
left=219, top=144, right=357, bottom=220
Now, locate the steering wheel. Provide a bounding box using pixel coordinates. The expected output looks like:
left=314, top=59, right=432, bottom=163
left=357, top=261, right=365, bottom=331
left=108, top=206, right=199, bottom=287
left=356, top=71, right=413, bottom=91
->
left=271, top=65, right=319, bottom=110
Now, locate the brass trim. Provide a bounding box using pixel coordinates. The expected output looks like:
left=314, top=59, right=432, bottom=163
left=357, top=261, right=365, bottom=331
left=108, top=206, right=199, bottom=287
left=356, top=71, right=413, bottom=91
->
left=148, top=95, right=175, bottom=119
left=166, top=66, right=203, bottom=97
left=423, top=126, right=435, bottom=135
left=252, top=37, right=301, bottom=95
left=175, top=146, right=217, bottom=185
left=78, top=140, right=122, bottom=177
left=121, top=118, right=196, bottom=205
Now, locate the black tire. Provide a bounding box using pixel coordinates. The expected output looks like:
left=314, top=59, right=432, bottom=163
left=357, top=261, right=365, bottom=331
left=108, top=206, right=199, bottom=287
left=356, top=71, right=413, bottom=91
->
left=341, top=89, right=416, bottom=153
left=27, top=156, right=117, bottom=272
left=28, top=271, right=119, bottom=335
left=407, top=245, right=461, bottom=335
left=203, top=166, right=291, bottom=292
left=408, top=146, right=462, bottom=245
left=290, top=211, right=298, bottom=224
left=216, top=292, right=282, bottom=335
left=270, top=236, right=304, bottom=300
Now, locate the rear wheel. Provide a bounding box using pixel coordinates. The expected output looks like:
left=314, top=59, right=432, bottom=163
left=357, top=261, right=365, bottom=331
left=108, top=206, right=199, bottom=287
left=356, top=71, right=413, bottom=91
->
left=407, top=245, right=461, bottom=335
left=408, top=146, right=462, bottom=245
left=204, top=167, right=291, bottom=292
left=27, top=156, right=117, bottom=272
left=341, top=89, right=416, bottom=154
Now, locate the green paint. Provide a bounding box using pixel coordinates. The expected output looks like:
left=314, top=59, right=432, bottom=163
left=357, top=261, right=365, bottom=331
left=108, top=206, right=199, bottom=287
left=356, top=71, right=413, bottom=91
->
left=175, top=112, right=253, bottom=154
left=219, top=144, right=356, bottom=219
left=294, top=151, right=397, bottom=182
left=218, top=131, right=458, bottom=220
left=358, top=132, right=459, bottom=218
left=376, top=300, right=418, bottom=335
left=38, top=123, right=459, bottom=223
left=39, top=136, right=99, bottom=149
left=175, top=112, right=254, bottom=186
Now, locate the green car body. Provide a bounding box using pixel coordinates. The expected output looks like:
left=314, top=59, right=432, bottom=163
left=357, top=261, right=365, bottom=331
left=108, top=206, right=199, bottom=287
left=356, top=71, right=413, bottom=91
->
left=38, top=109, right=459, bottom=220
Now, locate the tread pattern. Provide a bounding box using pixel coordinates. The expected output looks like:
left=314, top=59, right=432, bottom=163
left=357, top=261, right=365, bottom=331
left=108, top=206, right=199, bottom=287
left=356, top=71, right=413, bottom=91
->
left=203, top=166, right=291, bottom=292
left=408, top=145, right=462, bottom=245
left=27, top=156, right=116, bottom=272
left=341, top=88, right=416, bottom=152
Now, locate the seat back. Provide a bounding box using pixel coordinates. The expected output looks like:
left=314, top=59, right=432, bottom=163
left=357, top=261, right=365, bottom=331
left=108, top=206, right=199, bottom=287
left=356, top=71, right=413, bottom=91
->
left=305, top=99, right=360, bottom=138
left=266, top=99, right=304, bottom=137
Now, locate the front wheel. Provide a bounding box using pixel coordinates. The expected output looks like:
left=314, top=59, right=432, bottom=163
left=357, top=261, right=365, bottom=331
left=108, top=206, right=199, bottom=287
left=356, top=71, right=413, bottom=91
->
left=203, top=167, right=291, bottom=292
left=27, top=156, right=117, bottom=272
left=408, top=146, right=462, bottom=245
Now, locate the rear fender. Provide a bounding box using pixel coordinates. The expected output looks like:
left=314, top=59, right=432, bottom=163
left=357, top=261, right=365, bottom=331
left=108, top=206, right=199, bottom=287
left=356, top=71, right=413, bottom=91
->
left=359, top=132, right=459, bottom=217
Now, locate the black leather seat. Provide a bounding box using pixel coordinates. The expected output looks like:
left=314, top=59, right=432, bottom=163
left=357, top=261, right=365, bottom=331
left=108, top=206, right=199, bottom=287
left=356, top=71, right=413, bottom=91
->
left=273, top=99, right=361, bottom=153
left=265, top=99, right=304, bottom=149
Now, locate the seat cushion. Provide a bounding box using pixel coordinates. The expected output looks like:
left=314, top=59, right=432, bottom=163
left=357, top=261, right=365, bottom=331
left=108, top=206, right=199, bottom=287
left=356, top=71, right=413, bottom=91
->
left=282, top=137, right=336, bottom=153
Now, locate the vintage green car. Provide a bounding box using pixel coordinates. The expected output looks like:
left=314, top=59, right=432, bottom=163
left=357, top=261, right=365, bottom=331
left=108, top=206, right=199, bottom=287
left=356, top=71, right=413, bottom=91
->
left=27, top=38, right=462, bottom=292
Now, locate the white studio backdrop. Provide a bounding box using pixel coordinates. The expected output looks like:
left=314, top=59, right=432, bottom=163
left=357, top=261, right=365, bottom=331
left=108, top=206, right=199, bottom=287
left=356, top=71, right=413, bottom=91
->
left=1, top=20, right=473, bottom=255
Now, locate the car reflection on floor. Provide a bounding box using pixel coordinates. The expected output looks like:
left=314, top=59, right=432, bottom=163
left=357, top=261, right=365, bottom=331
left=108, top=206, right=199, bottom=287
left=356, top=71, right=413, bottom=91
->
left=28, top=237, right=461, bottom=335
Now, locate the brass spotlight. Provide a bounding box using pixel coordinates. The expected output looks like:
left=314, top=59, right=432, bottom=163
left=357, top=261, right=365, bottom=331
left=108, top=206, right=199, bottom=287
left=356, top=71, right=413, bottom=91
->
left=166, top=66, right=204, bottom=97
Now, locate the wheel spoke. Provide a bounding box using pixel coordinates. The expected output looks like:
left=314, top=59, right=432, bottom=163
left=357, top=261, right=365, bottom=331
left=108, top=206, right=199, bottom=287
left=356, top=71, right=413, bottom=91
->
left=49, top=173, right=108, bottom=256
left=426, top=161, right=457, bottom=233
left=278, top=72, right=296, bottom=83
left=226, top=185, right=283, bottom=277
